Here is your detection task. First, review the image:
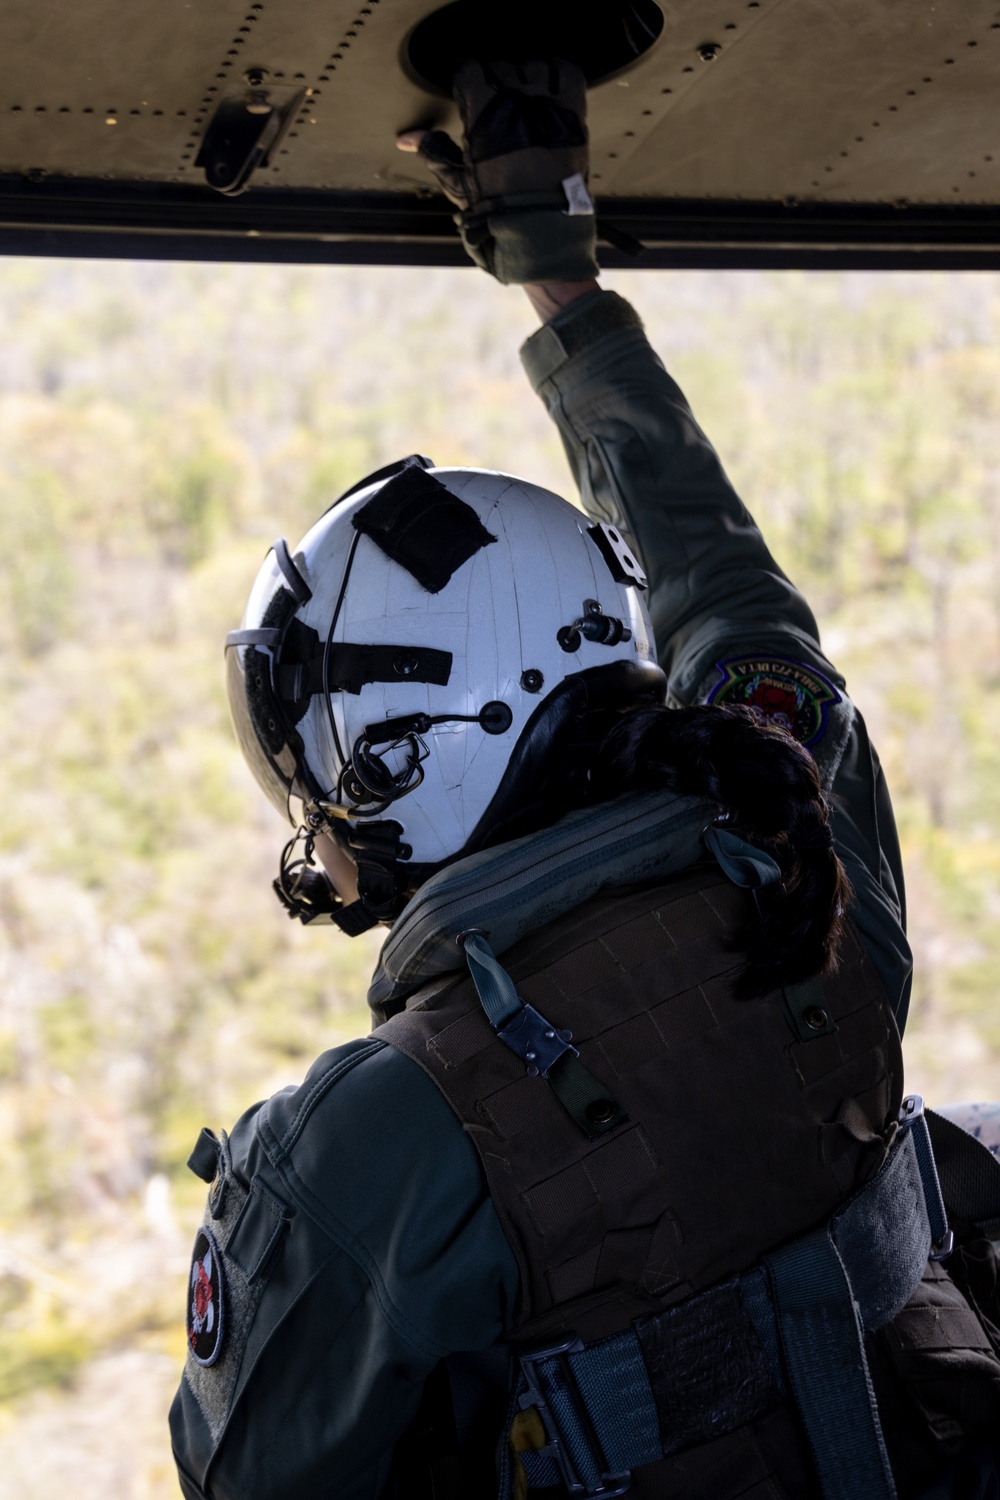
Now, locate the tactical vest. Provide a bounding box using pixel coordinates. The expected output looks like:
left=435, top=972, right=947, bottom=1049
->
left=376, top=804, right=1000, bottom=1500
left=382, top=866, right=901, bottom=1348
left=379, top=864, right=916, bottom=1497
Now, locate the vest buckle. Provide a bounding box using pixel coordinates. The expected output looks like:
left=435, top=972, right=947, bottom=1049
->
left=515, top=1336, right=632, bottom=1497
left=496, top=1003, right=578, bottom=1078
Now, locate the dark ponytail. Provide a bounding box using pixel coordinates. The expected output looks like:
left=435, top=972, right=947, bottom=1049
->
left=592, top=703, right=852, bottom=998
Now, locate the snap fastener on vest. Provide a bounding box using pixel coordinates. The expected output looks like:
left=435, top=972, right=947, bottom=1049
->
left=804, top=1006, right=829, bottom=1030
left=586, top=1098, right=617, bottom=1124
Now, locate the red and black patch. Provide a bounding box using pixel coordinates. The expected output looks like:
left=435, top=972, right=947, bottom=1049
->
left=706, top=656, right=840, bottom=748
left=187, top=1225, right=225, bottom=1368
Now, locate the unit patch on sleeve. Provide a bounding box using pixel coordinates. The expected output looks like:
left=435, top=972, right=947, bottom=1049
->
left=187, top=1225, right=225, bottom=1368
left=705, top=656, right=841, bottom=748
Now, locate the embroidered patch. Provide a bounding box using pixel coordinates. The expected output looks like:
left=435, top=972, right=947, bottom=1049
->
left=706, top=656, right=841, bottom=748
left=187, top=1226, right=225, bottom=1368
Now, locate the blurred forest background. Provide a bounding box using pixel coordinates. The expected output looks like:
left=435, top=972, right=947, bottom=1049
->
left=1, top=260, right=1000, bottom=1495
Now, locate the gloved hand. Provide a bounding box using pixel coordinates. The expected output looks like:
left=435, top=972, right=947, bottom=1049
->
left=402, top=59, right=598, bottom=285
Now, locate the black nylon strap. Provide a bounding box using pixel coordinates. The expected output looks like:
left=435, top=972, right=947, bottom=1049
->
left=927, top=1108, right=1000, bottom=1237
left=830, top=1125, right=932, bottom=1331
left=765, top=1229, right=897, bottom=1500
left=347, top=819, right=410, bottom=927
left=781, top=975, right=838, bottom=1041
left=276, top=643, right=452, bottom=699
left=331, top=899, right=381, bottom=937
left=186, top=1127, right=221, bottom=1183
left=548, top=1052, right=628, bottom=1140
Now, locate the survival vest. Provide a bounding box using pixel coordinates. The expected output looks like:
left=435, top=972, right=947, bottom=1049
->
left=376, top=792, right=1000, bottom=1500
left=383, top=870, right=901, bottom=1342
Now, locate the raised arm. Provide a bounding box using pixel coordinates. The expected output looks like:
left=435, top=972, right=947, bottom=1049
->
left=521, top=284, right=823, bottom=702
left=399, top=64, right=911, bottom=1024
left=520, top=280, right=912, bottom=1028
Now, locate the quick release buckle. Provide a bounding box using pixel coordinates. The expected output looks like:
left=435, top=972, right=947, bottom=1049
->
left=898, top=1094, right=954, bottom=1260
left=496, top=1004, right=578, bottom=1078
left=516, top=1336, right=631, bottom=1498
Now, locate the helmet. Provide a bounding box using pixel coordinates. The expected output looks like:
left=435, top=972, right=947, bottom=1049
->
left=225, top=456, right=664, bottom=933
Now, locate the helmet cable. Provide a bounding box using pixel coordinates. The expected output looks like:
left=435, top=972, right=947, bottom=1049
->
left=320, top=528, right=362, bottom=787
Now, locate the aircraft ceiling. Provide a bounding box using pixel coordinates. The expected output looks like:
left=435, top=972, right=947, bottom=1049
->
left=1, top=0, right=998, bottom=267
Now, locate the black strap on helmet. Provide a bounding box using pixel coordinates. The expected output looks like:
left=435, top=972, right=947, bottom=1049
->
left=273, top=819, right=413, bottom=934
left=274, top=642, right=454, bottom=704
left=344, top=821, right=412, bottom=929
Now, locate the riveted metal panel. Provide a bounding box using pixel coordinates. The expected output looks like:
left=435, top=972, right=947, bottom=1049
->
left=0, top=0, right=998, bottom=263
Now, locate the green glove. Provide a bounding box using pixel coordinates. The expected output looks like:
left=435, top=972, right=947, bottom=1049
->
left=418, top=58, right=598, bottom=285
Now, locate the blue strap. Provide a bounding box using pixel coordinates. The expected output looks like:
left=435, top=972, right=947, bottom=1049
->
left=831, top=1119, right=934, bottom=1330
left=900, top=1095, right=952, bottom=1255
left=761, top=1109, right=948, bottom=1500
left=566, top=1333, right=662, bottom=1475
left=461, top=932, right=627, bottom=1138
left=703, top=823, right=782, bottom=889
left=739, top=1265, right=785, bottom=1389
left=513, top=1332, right=660, bottom=1496
left=462, top=932, right=578, bottom=1077
left=504, top=1124, right=942, bottom=1497
left=462, top=932, right=522, bottom=1027
left=765, top=1228, right=896, bottom=1500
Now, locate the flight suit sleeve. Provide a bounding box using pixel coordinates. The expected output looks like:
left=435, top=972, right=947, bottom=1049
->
left=520, top=290, right=913, bottom=1028
left=170, top=1037, right=518, bottom=1500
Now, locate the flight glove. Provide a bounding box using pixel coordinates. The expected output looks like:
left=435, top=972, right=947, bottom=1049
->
left=417, top=58, right=598, bottom=284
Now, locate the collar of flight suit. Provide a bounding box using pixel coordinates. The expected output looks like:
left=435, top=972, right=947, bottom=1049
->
left=365, top=788, right=788, bottom=1022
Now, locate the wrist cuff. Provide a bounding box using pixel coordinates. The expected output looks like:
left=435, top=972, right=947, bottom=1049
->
left=460, top=208, right=598, bottom=287
left=520, top=291, right=644, bottom=389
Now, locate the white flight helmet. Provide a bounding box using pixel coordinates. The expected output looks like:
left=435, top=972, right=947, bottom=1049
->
left=226, top=456, right=664, bottom=933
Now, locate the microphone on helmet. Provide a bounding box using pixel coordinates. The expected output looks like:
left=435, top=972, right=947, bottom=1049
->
left=345, top=702, right=515, bottom=812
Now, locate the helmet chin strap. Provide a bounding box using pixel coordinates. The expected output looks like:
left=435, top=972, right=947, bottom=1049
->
left=345, top=820, right=412, bottom=926
left=273, top=819, right=412, bottom=935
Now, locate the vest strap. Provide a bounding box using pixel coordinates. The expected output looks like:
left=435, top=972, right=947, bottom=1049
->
left=898, top=1095, right=953, bottom=1258
left=926, top=1105, right=1000, bottom=1238
left=765, top=1230, right=896, bottom=1500
left=462, top=933, right=627, bottom=1140
left=502, top=1120, right=948, bottom=1499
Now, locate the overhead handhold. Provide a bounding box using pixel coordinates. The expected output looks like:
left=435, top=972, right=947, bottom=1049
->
left=405, top=0, right=665, bottom=97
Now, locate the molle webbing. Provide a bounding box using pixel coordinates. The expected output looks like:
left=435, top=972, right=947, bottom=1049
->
left=378, top=867, right=903, bottom=1344
left=501, top=1123, right=939, bottom=1500
left=461, top=932, right=629, bottom=1141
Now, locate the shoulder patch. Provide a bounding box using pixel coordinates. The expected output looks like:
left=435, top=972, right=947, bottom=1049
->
left=705, top=655, right=841, bottom=748
left=187, top=1225, right=225, bottom=1367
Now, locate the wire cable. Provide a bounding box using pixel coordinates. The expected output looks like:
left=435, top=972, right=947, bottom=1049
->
left=321, top=529, right=361, bottom=781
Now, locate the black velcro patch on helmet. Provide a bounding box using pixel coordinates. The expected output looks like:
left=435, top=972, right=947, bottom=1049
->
left=275, top=639, right=453, bottom=719
left=353, top=467, right=496, bottom=593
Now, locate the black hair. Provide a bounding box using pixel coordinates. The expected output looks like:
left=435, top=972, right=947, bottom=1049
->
left=587, top=702, right=851, bottom=999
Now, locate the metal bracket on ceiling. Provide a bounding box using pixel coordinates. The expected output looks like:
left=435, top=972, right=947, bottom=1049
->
left=196, top=77, right=303, bottom=196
